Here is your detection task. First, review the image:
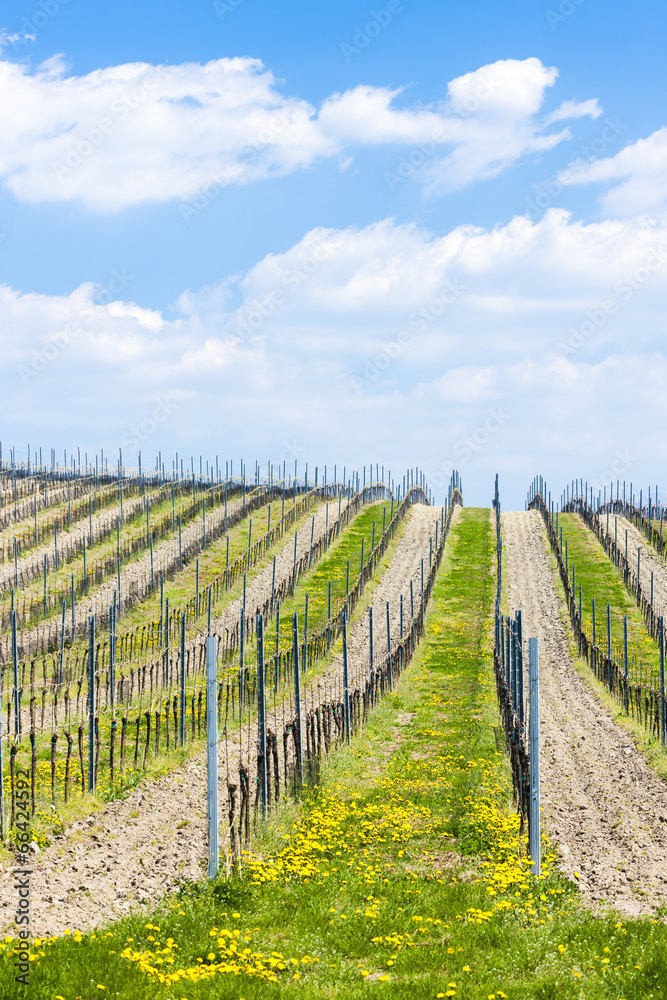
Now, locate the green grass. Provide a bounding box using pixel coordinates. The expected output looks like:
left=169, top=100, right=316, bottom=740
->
left=254, top=500, right=395, bottom=650
left=0, top=498, right=375, bottom=848
left=5, top=507, right=666, bottom=998
left=558, top=513, right=660, bottom=675
left=1, top=484, right=218, bottom=613
left=102, top=497, right=322, bottom=647
left=542, top=519, right=667, bottom=784
left=0, top=478, right=126, bottom=551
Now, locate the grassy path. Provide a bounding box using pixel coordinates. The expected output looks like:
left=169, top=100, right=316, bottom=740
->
left=243, top=500, right=394, bottom=656
left=558, top=513, right=660, bottom=674
left=2, top=509, right=665, bottom=997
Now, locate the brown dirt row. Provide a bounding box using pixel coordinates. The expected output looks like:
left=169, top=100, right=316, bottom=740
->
left=321, top=503, right=449, bottom=692
left=0, top=477, right=108, bottom=540
left=0, top=492, right=147, bottom=592
left=9, top=495, right=354, bottom=735
left=7, top=493, right=253, bottom=660
left=502, top=509, right=667, bottom=917
left=596, top=513, right=667, bottom=624
left=205, top=496, right=350, bottom=642
left=0, top=502, right=435, bottom=937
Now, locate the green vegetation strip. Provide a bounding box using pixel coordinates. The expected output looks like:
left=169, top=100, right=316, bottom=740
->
left=0, top=479, right=123, bottom=551
left=104, top=499, right=322, bottom=643
left=558, top=514, right=659, bottom=673
left=3, top=486, right=214, bottom=610
left=3, top=508, right=665, bottom=998
left=250, top=500, right=394, bottom=651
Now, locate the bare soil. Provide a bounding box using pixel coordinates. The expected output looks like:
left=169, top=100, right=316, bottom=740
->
left=597, top=513, right=667, bottom=623
left=206, top=496, right=348, bottom=641
left=0, top=492, right=147, bottom=592
left=7, top=492, right=251, bottom=660
left=503, top=509, right=667, bottom=916
left=322, top=504, right=450, bottom=692
left=0, top=499, right=429, bottom=937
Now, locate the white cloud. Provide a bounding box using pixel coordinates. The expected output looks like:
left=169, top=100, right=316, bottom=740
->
left=3, top=209, right=667, bottom=504
left=544, top=98, right=602, bottom=125
left=559, top=127, right=667, bottom=215
left=0, top=29, right=24, bottom=48
left=420, top=58, right=596, bottom=192
left=0, top=55, right=329, bottom=210
left=0, top=54, right=598, bottom=209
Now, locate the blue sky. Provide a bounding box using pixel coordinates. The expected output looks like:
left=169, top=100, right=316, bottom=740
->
left=1, top=0, right=666, bottom=505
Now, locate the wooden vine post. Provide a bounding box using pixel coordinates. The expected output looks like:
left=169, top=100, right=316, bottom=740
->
left=180, top=613, right=186, bottom=746
left=0, top=658, right=4, bottom=838
left=12, top=609, right=19, bottom=737
left=660, top=617, right=666, bottom=747
left=386, top=601, right=393, bottom=691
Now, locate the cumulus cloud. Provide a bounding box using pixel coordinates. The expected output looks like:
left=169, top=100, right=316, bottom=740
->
left=418, top=58, right=596, bottom=192
left=0, top=54, right=598, bottom=209
left=3, top=209, right=667, bottom=503
left=559, top=127, right=667, bottom=215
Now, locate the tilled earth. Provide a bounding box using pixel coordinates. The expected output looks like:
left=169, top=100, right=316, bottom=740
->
left=9, top=491, right=253, bottom=663
left=322, top=503, right=449, bottom=692
left=0, top=500, right=432, bottom=937
left=503, top=509, right=667, bottom=916
left=0, top=492, right=147, bottom=591
left=597, top=512, right=667, bottom=623
left=206, top=495, right=347, bottom=641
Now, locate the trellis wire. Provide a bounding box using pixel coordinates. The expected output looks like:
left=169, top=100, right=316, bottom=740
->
left=529, top=484, right=666, bottom=746
left=0, top=478, right=449, bottom=840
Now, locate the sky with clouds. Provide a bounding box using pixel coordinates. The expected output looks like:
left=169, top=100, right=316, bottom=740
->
left=1, top=0, right=666, bottom=506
